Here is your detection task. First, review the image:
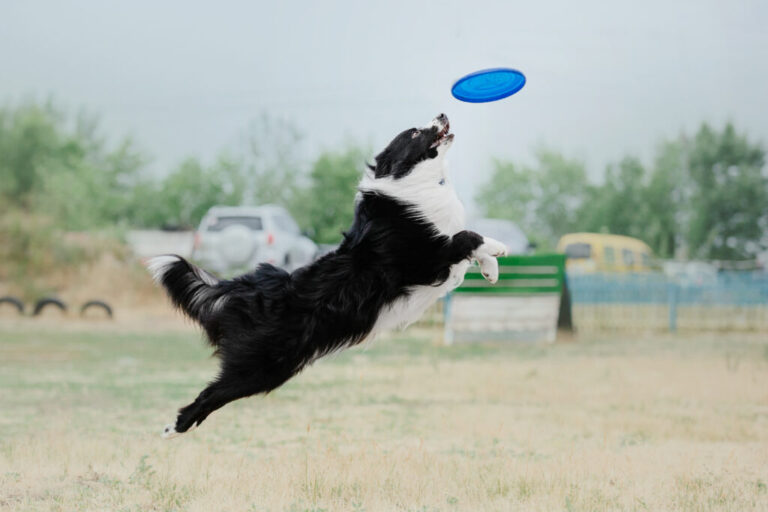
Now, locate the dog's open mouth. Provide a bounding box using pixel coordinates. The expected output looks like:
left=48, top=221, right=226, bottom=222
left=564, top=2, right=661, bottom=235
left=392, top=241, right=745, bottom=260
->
left=431, top=121, right=453, bottom=148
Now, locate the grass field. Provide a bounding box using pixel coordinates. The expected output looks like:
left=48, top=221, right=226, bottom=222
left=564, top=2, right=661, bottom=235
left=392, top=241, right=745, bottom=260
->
left=1, top=318, right=767, bottom=511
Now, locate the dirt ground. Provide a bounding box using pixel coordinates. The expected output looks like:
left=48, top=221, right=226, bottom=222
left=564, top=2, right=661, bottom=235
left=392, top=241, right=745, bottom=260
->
left=1, top=314, right=767, bottom=511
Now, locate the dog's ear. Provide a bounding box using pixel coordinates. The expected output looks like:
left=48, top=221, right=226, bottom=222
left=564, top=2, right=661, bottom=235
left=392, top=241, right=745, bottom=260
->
left=371, top=155, right=401, bottom=179
left=374, top=160, right=389, bottom=178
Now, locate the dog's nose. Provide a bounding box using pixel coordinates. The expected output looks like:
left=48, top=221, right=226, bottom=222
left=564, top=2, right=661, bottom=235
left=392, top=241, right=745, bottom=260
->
left=437, top=113, right=448, bottom=124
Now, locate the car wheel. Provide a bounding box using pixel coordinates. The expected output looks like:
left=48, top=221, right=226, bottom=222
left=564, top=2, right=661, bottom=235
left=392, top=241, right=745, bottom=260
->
left=218, top=224, right=258, bottom=268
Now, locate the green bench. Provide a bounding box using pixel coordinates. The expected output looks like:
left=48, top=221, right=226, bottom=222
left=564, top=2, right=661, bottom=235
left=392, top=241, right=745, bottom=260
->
left=444, top=253, right=566, bottom=343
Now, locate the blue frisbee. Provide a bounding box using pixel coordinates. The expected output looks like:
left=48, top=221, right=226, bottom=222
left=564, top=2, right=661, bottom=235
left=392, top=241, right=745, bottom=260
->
left=451, top=68, right=526, bottom=103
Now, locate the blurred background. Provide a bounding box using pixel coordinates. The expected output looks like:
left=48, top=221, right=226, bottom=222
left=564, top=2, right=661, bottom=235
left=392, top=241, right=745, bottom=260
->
left=1, top=0, right=767, bottom=322
left=1, top=2, right=767, bottom=511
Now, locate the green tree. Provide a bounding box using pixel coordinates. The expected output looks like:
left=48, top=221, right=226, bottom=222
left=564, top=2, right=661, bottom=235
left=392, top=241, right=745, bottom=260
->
left=475, top=148, right=588, bottom=248
left=129, top=113, right=305, bottom=229
left=685, top=123, right=766, bottom=259
left=294, top=145, right=367, bottom=244
left=476, top=123, right=768, bottom=260
left=643, top=139, right=686, bottom=258
left=579, top=156, right=648, bottom=239
left=138, top=154, right=246, bottom=229
left=0, top=101, right=71, bottom=207
left=0, top=103, right=312, bottom=230
left=0, top=101, right=147, bottom=229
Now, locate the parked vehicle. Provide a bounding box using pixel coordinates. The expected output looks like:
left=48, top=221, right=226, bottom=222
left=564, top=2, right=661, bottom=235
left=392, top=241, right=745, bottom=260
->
left=556, top=233, right=653, bottom=274
left=191, top=205, right=318, bottom=275
left=467, top=218, right=532, bottom=255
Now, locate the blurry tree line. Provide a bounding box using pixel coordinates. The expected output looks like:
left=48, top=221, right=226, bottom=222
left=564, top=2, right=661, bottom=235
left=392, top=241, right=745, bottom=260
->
left=0, top=101, right=363, bottom=245
left=476, top=123, right=768, bottom=260
left=2, top=100, right=766, bottom=260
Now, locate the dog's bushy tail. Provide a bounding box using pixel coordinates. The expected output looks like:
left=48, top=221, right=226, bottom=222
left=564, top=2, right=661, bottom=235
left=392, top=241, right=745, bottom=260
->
left=146, top=255, right=227, bottom=325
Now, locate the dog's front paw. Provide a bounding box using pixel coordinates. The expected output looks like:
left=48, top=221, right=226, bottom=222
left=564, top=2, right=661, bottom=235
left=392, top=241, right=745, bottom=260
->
left=480, top=237, right=508, bottom=258
left=476, top=254, right=499, bottom=284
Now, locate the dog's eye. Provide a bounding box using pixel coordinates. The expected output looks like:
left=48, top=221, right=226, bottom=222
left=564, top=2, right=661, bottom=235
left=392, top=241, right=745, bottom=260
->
left=411, top=130, right=421, bottom=139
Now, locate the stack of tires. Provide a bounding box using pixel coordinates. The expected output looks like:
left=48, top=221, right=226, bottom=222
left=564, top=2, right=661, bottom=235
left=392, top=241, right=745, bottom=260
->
left=0, top=296, right=113, bottom=318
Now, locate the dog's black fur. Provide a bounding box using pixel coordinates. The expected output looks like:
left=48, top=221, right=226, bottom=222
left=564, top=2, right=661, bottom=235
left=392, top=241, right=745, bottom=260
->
left=151, top=115, right=484, bottom=435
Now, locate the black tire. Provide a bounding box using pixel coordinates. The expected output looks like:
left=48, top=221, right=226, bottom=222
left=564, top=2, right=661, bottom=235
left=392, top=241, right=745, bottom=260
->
left=32, top=297, right=68, bottom=316
left=80, top=300, right=113, bottom=319
left=0, top=296, right=25, bottom=315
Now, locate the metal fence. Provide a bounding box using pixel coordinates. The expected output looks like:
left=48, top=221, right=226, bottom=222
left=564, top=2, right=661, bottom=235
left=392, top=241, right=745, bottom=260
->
left=568, top=271, right=768, bottom=332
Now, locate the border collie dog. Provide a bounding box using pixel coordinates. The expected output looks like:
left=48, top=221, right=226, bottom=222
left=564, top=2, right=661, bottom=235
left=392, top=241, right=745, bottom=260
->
left=148, top=114, right=507, bottom=438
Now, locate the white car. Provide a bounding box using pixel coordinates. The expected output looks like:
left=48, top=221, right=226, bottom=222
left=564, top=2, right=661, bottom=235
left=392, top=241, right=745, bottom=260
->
left=191, top=205, right=318, bottom=275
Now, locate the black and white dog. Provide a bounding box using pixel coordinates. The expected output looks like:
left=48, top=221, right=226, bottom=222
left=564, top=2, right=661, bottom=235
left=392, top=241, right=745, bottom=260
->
left=147, top=114, right=507, bottom=438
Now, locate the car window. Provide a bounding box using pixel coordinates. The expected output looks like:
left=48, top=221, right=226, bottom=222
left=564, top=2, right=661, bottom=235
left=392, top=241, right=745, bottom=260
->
left=641, top=252, right=650, bottom=268
left=273, top=213, right=300, bottom=235
left=622, top=248, right=635, bottom=266
left=207, top=216, right=262, bottom=232
left=564, top=243, right=591, bottom=259
left=604, top=246, right=615, bottom=266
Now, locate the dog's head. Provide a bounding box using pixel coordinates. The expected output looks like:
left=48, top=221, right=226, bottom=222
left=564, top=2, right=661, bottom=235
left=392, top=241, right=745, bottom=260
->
left=369, top=114, right=453, bottom=180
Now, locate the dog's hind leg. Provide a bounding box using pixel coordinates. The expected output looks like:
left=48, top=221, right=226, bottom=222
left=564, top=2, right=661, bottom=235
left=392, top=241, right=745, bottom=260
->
left=162, top=367, right=293, bottom=438
left=162, top=384, right=223, bottom=438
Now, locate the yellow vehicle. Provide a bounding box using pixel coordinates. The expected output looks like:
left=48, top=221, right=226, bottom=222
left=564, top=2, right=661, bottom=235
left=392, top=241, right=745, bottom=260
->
left=556, top=233, right=653, bottom=273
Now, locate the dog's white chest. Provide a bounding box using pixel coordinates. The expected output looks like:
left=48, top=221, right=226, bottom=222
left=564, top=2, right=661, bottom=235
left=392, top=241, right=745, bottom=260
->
left=427, top=185, right=466, bottom=236
left=358, top=163, right=466, bottom=238
left=371, top=256, right=470, bottom=334
left=359, top=157, right=469, bottom=335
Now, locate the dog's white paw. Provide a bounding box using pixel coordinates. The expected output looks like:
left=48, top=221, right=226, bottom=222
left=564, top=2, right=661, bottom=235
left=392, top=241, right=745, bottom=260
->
left=162, top=423, right=180, bottom=439
left=480, top=237, right=508, bottom=258
left=162, top=421, right=199, bottom=439
left=477, top=254, right=499, bottom=284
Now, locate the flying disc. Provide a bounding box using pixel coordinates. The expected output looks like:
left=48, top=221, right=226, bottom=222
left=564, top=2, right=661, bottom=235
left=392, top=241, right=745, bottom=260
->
left=451, top=68, right=526, bottom=103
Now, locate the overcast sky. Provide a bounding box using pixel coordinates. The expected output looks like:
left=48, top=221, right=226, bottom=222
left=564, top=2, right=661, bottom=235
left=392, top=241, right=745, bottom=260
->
left=2, top=1, right=767, bottom=212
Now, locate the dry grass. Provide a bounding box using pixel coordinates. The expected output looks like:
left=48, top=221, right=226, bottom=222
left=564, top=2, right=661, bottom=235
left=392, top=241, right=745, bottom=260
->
left=1, top=318, right=767, bottom=511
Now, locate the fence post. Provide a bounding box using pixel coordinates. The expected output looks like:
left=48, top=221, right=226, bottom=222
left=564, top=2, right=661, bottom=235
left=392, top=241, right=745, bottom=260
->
left=443, top=293, right=454, bottom=345
left=557, top=274, right=574, bottom=333
left=668, top=282, right=678, bottom=332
